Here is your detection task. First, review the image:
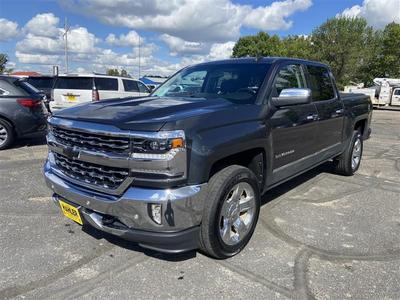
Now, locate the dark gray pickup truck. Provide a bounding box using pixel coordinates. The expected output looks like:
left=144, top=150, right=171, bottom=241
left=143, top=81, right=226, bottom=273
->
left=44, top=57, right=372, bottom=258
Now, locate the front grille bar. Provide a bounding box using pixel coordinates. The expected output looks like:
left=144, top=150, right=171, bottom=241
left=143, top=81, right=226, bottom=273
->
left=54, top=153, right=129, bottom=190
left=52, top=126, right=130, bottom=154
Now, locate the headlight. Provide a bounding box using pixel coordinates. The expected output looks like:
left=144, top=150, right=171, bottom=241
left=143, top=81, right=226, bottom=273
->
left=129, top=130, right=187, bottom=181
left=131, top=130, right=185, bottom=159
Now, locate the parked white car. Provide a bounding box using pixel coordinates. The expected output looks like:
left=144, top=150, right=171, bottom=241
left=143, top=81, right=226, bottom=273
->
left=50, top=74, right=151, bottom=110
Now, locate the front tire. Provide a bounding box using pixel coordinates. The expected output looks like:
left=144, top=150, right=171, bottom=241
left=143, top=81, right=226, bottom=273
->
left=199, top=165, right=260, bottom=259
left=333, top=130, right=363, bottom=176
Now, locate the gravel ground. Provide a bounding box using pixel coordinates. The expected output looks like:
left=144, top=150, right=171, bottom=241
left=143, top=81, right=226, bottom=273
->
left=0, top=109, right=399, bottom=300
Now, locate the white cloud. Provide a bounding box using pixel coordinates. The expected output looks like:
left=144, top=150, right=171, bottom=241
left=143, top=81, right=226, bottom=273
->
left=106, top=30, right=141, bottom=47
left=24, top=13, right=60, bottom=37
left=140, top=40, right=235, bottom=76
left=68, top=27, right=99, bottom=53
left=16, top=33, right=62, bottom=55
left=15, top=13, right=102, bottom=66
left=15, top=51, right=60, bottom=64
left=0, top=18, right=19, bottom=41
left=208, top=42, right=235, bottom=60
left=160, top=34, right=207, bottom=56
left=338, top=0, right=400, bottom=28
left=76, top=67, right=86, bottom=73
left=243, top=0, right=312, bottom=30
left=132, top=43, right=158, bottom=58
left=63, top=0, right=313, bottom=42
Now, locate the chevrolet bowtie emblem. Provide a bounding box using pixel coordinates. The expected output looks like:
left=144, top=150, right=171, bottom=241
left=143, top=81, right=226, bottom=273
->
left=63, top=146, right=79, bottom=159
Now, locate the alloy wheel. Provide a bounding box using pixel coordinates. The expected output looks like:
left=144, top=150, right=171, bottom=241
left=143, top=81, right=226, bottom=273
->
left=351, top=137, right=362, bottom=170
left=0, top=125, right=8, bottom=147
left=219, top=182, right=256, bottom=246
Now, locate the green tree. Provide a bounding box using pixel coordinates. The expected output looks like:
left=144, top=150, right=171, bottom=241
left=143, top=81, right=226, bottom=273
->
left=120, top=69, right=129, bottom=77
left=311, top=17, right=372, bottom=88
left=0, top=54, right=9, bottom=74
left=231, top=18, right=399, bottom=89
left=380, top=22, right=400, bottom=78
left=282, top=35, right=313, bottom=59
left=232, top=32, right=284, bottom=57
left=106, top=68, right=130, bottom=77
left=232, top=32, right=312, bottom=59
left=357, top=28, right=383, bottom=85
left=106, top=68, right=120, bottom=76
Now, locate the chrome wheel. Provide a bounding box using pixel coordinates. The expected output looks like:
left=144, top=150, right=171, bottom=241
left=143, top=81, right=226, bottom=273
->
left=219, top=182, right=256, bottom=246
left=0, top=124, right=8, bottom=147
left=351, top=137, right=362, bottom=170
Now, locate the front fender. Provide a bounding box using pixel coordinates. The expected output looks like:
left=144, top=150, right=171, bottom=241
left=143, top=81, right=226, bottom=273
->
left=187, top=120, right=267, bottom=184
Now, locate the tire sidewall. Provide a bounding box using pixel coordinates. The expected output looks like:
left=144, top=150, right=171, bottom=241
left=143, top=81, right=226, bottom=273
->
left=349, top=131, right=363, bottom=173
left=0, top=119, right=13, bottom=150
left=212, top=168, right=260, bottom=257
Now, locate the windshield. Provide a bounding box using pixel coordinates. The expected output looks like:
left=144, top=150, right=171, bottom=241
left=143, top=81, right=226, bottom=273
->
left=152, top=63, right=271, bottom=104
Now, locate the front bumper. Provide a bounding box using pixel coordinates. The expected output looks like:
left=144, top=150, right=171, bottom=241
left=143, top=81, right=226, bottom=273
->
left=44, top=161, right=207, bottom=253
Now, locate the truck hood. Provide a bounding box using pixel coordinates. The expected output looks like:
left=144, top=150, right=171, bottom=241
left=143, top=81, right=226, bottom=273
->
left=53, top=96, right=234, bottom=131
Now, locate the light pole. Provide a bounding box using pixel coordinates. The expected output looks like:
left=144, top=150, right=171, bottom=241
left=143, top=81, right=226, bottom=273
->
left=63, top=17, right=70, bottom=74
left=138, top=34, right=141, bottom=79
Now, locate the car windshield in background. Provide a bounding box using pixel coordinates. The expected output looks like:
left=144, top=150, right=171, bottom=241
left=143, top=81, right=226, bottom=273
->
left=152, top=63, right=271, bottom=103
left=27, top=77, right=54, bottom=89
left=54, top=77, right=93, bottom=90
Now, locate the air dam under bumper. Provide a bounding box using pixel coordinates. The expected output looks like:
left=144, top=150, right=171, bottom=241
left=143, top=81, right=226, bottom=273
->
left=44, top=161, right=207, bottom=253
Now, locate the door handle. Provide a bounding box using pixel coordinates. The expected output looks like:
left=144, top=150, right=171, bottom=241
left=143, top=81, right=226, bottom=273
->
left=306, top=114, right=318, bottom=121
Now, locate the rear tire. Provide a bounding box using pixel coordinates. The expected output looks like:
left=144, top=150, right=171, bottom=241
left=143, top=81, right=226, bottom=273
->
left=333, top=130, right=363, bottom=176
left=0, top=119, right=14, bottom=150
left=199, top=165, right=260, bottom=259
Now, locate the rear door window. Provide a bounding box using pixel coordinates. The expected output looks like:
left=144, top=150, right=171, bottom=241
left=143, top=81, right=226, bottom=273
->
left=95, top=78, right=118, bottom=91
left=123, top=79, right=139, bottom=92
left=55, top=77, right=93, bottom=90
left=307, top=66, right=335, bottom=101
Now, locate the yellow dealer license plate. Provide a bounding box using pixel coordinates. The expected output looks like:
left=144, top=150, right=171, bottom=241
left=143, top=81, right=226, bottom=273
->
left=59, top=200, right=83, bottom=225
left=67, top=95, right=76, bottom=102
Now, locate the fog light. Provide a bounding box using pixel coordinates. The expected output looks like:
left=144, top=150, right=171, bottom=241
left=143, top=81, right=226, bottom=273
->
left=150, top=204, right=162, bottom=225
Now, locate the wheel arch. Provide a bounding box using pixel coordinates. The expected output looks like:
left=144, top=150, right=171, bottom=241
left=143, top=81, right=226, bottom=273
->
left=208, top=148, right=266, bottom=192
left=0, top=114, right=16, bottom=135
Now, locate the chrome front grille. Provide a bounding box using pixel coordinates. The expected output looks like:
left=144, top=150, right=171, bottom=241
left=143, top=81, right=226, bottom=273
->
left=51, top=126, right=130, bottom=154
left=54, top=153, right=129, bottom=190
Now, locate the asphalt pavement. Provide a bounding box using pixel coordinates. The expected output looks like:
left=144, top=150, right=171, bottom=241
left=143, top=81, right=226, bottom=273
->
left=0, top=109, right=399, bottom=299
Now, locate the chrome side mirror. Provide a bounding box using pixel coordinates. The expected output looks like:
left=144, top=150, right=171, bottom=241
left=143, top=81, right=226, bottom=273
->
left=272, top=88, right=312, bottom=106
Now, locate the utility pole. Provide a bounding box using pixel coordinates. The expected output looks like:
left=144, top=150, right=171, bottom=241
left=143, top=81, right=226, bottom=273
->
left=138, top=34, right=141, bottom=79
left=63, top=17, right=70, bottom=74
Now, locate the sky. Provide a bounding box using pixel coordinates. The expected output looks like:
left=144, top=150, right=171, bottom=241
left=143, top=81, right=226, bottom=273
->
left=0, top=0, right=399, bottom=77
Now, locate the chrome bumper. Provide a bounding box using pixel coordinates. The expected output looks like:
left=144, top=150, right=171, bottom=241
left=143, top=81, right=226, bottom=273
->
left=44, top=160, right=207, bottom=233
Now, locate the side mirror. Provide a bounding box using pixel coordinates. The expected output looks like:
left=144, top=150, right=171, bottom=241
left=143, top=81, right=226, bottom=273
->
left=272, top=88, right=312, bottom=107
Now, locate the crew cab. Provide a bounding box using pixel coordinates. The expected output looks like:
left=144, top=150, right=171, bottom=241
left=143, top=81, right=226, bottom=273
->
left=44, top=58, right=372, bottom=258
